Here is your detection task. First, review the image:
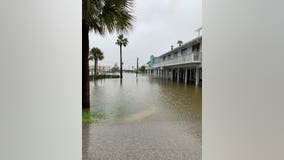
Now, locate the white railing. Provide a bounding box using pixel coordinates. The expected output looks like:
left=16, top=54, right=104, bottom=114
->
left=153, top=52, right=202, bottom=68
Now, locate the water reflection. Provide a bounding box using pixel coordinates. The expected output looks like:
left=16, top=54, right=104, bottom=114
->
left=89, top=73, right=201, bottom=138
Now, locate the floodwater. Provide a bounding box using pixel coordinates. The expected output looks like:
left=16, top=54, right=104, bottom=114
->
left=83, top=73, right=202, bottom=160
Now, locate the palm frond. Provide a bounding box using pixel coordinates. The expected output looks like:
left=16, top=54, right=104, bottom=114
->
left=89, top=47, right=104, bottom=61
left=83, top=0, right=135, bottom=35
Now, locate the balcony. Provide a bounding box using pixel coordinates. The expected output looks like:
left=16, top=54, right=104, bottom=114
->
left=153, top=52, right=202, bottom=68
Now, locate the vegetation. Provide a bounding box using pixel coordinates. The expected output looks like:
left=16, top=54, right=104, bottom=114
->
left=82, top=0, right=135, bottom=109
left=82, top=109, right=106, bottom=124
left=111, top=66, right=119, bottom=72
left=139, top=65, right=146, bottom=73
left=177, top=40, right=183, bottom=46
left=90, top=74, right=119, bottom=80
left=89, top=47, right=104, bottom=75
left=115, top=34, right=128, bottom=79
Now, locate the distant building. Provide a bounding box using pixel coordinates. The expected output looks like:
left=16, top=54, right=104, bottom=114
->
left=89, top=65, right=111, bottom=75
left=145, top=55, right=160, bottom=74
left=98, top=66, right=111, bottom=72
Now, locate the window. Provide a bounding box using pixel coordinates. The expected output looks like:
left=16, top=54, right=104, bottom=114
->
left=174, top=52, right=178, bottom=57
left=192, top=43, right=200, bottom=52
left=181, top=48, right=187, bottom=56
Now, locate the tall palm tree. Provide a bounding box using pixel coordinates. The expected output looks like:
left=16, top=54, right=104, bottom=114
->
left=89, top=47, right=104, bottom=76
left=115, top=34, right=128, bottom=79
left=177, top=40, right=183, bottom=46
left=82, top=0, right=134, bottom=108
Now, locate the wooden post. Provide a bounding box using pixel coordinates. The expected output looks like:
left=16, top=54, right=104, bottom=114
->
left=136, top=57, right=139, bottom=77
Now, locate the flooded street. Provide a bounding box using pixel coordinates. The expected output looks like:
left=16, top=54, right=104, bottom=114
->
left=83, top=73, right=202, bottom=160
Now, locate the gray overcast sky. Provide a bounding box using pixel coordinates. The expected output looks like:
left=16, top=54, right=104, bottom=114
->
left=89, top=0, right=201, bottom=69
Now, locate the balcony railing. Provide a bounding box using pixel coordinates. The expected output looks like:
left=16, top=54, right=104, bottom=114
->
left=153, top=52, right=201, bottom=68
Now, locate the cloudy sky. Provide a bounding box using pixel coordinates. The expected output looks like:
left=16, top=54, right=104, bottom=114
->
left=89, top=0, right=201, bottom=69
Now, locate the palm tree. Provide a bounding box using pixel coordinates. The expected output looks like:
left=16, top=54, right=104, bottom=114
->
left=177, top=40, right=183, bottom=46
left=89, top=47, right=104, bottom=76
left=115, top=34, right=128, bottom=79
left=82, top=0, right=134, bottom=108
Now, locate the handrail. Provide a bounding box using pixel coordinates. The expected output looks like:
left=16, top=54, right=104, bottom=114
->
left=153, top=52, right=202, bottom=68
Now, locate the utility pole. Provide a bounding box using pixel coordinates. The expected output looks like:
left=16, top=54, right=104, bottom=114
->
left=195, top=27, right=202, bottom=37
left=136, top=57, right=139, bottom=77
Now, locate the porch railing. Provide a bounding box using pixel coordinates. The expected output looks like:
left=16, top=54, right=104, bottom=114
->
left=153, top=52, right=201, bottom=68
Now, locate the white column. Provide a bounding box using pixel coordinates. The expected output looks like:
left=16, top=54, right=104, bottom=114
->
left=156, top=69, right=158, bottom=78
left=195, top=67, right=199, bottom=86
left=171, top=69, right=174, bottom=81
left=185, top=68, right=188, bottom=84
left=156, top=69, right=158, bottom=77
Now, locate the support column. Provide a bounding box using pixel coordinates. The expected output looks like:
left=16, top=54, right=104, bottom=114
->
left=195, top=67, right=199, bottom=86
left=185, top=68, right=188, bottom=84
left=155, top=69, right=157, bottom=77
left=177, top=68, right=180, bottom=83
left=166, top=69, right=168, bottom=80
left=157, top=69, right=159, bottom=78
left=189, top=68, right=192, bottom=83
left=171, top=69, right=174, bottom=81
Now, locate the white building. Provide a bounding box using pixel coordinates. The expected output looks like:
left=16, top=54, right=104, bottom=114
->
left=89, top=65, right=111, bottom=75
left=151, top=36, right=202, bottom=86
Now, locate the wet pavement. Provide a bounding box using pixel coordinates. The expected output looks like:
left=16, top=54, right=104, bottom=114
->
left=83, top=73, right=201, bottom=160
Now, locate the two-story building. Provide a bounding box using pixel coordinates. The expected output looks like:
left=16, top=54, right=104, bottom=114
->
left=152, top=36, right=202, bottom=86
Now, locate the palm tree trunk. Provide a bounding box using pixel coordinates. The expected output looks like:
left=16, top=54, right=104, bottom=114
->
left=94, top=59, right=97, bottom=76
left=120, top=45, right=123, bottom=78
left=82, top=20, right=90, bottom=109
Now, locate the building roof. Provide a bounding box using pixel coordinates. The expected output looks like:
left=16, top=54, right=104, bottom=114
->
left=158, top=36, right=202, bottom=58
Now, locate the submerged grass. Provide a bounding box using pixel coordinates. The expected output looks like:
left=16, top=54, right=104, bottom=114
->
left=82, top=109, right=107, bottom=124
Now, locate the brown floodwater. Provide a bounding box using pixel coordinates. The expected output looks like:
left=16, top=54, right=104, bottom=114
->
left=83, top=73, right=202, bottom=160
